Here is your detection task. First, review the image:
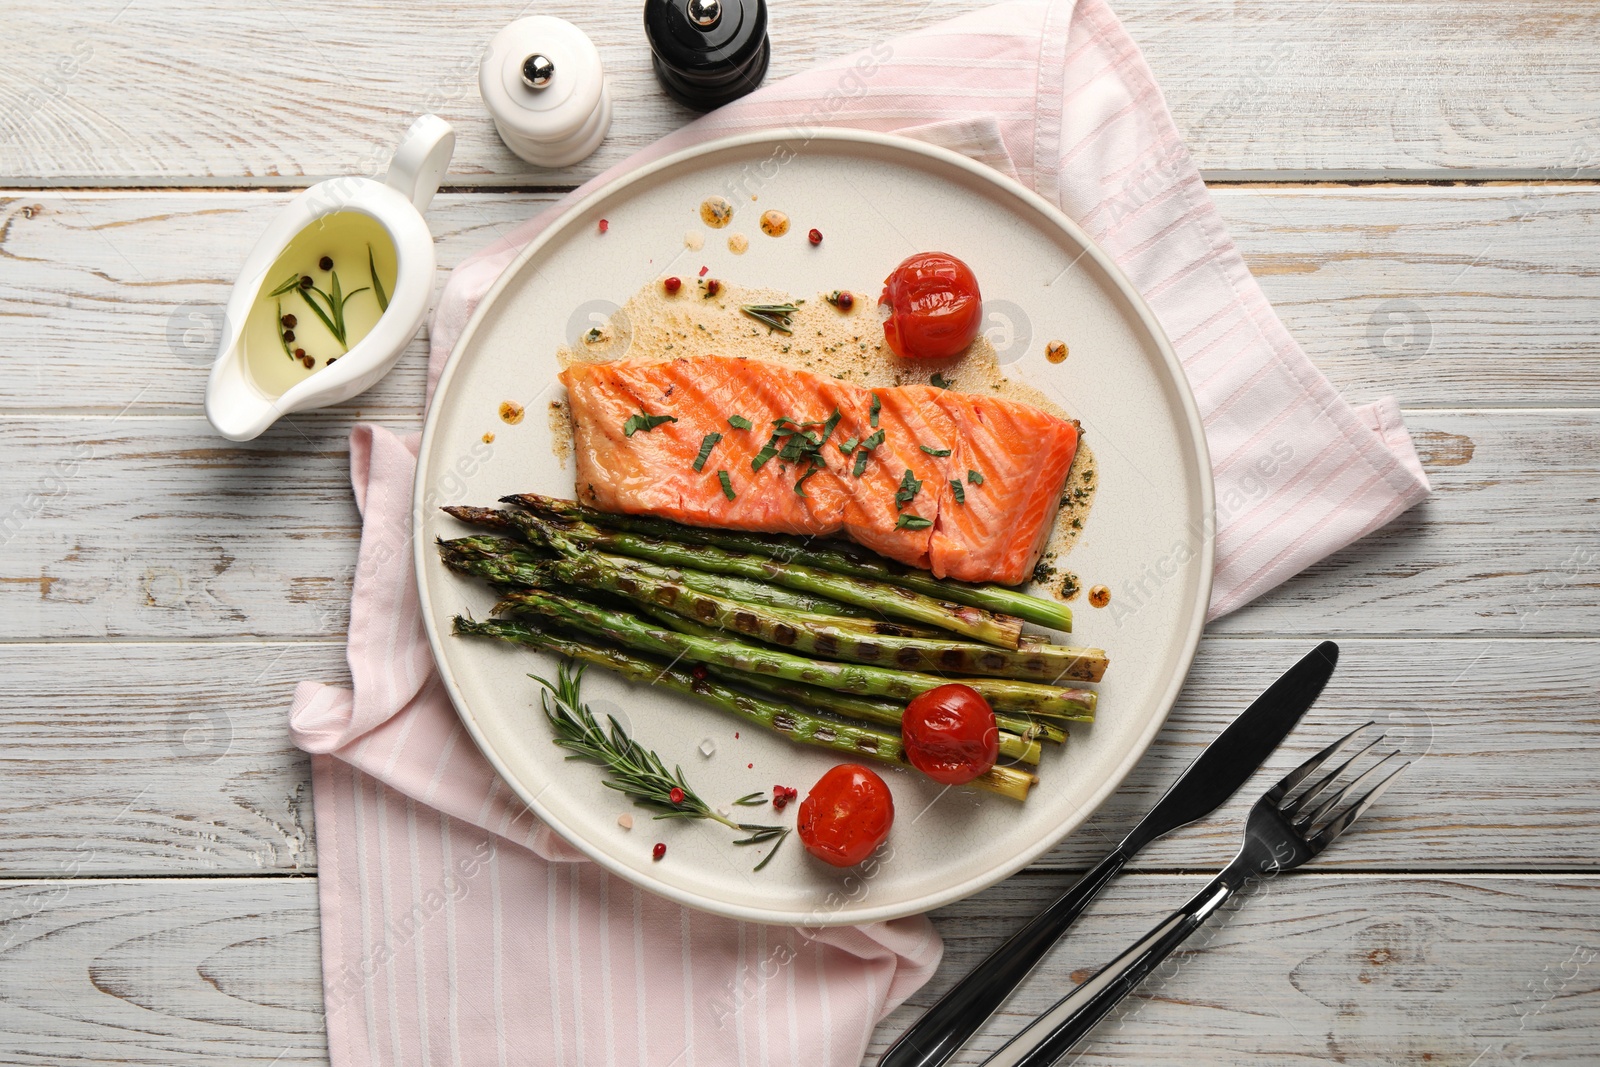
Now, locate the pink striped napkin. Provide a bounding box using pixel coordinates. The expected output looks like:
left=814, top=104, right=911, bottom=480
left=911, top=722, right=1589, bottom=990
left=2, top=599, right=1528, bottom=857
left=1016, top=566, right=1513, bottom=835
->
left=291, top=1, right=1431, bottom=1064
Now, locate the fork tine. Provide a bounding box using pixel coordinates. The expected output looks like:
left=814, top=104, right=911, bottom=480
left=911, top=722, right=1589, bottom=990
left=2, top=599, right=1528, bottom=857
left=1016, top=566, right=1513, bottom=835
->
left=1300, top=750, right=1404, bottom=829
left=1267, top=721, right=1376, bottom=803
left=1308, top=759, right=1409, bottom=850
left=1290, top=734, right=1386, bottom=814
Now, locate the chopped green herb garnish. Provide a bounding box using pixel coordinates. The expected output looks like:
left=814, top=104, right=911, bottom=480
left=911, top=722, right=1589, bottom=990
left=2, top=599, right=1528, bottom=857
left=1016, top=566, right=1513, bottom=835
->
left=895, top=469, right=922, bottom=511
left=776, top=432, right=813, bottom=464
left=755, top=408, right=839, bottom=477
left=930, top=372, right=953, bottom=389
left=623, top=411, right=677, bottom=437
left=717, top=470, right=736, bottom=500
left=896, top=514, right=933, bottom=530
left=920, top=445, right=953, bottom=457
left=692, top=432, right=723, bottom=472
left=794, top=457, right=824, bottom=496
left=848, top=428, right=887, bottom=478
left=728, top=414, right=753, bottom=431
left=838, top=436, right=860, bottom=454
left=950, top=480, right=966, bottom=504
left=869, top=394, right=881, bottom=427
left=967, top=469, right=985, bottom=485
left=740, top=303, right=800, bottom=333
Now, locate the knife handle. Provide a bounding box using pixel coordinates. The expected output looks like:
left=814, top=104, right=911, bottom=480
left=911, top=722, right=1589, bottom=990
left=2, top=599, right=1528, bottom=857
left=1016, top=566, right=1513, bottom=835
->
left=877, top=848, right=1131, bottom=1067
left=979, top=876, right=1234, bottom=1067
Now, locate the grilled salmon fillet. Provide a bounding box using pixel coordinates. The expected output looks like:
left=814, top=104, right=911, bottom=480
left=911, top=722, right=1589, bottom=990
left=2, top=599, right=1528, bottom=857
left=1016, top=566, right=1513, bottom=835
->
left=559, top=357, right=1079, bottom=586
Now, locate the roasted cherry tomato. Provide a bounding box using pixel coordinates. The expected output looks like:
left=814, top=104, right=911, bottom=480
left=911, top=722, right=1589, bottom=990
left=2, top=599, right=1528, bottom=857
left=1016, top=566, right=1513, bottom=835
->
left=878, top=252, right=984, bottom=360
left=902, top=684, right=999, bottom=785
left=796, top=764, right=895, bottom=867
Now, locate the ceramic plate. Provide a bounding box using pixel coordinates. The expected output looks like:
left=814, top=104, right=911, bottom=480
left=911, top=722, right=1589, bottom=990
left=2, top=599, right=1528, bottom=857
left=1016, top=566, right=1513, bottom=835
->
left=414, top=130, right=1213, bottom=925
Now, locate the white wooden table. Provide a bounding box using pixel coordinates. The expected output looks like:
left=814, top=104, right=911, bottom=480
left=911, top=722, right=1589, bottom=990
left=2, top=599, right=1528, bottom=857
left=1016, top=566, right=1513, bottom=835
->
left=4, top=2, right=1598, bottom=1062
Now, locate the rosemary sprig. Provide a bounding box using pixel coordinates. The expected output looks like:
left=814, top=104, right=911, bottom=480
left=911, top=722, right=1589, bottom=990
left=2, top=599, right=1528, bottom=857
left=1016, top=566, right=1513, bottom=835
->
left=268, top=269, right=369, bottom=351
left=268, top=273, right=302, bottom=298
left=532, top=663, right=790, bottom=870
left=323, top=270, right=370, bottom=350
left=741, top=303, right=800, bottom=334
left=282, top=275, right=340, bottom=341
left=368, top=243, right=389, bottom=312
left=276, top=301, right=292, bottom=360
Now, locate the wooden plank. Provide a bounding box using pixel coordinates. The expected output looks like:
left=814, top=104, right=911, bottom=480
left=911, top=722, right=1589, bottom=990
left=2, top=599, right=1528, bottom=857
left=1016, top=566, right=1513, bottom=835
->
left=0, top=643, right=326, bottom=876
left=1040, top=636, right=1600, bottom=873
left=2, top=874, right=1597, bottom=1064
left=1214, top=185, right=1600, bottom=408
left=0, top=413, right=372, bottom=640
left=4, top=1, right=1598, bottom=186
left=883, top=873, right=1600, bottom=1065
left=5, top=186, right=1598, bottom=416
left=0, top=878, right=327, bottom=1065
left=5, top=637, right=1596, bottom=876
left=0, top=191, right=561, bottom=416
left=1213, top=408, right=1600, bottom=637
left=0, top=409, right=1591, bottom=639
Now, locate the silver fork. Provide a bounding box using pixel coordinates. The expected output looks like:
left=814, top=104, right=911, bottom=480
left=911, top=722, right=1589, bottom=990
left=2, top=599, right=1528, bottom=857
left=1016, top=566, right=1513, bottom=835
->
left=980, top=723, right=1407, bottom=1067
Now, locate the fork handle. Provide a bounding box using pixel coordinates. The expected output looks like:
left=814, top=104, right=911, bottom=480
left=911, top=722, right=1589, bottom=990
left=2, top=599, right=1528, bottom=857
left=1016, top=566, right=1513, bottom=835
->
left=978, top=875, right=1235, bottom=1067
left=877, top=848, right=1131, bottom=1067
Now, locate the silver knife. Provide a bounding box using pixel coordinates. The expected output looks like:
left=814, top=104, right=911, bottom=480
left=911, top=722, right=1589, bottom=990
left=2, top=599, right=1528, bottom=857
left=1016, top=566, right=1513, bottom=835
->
left=877, top=641, right=1340, bottom=1067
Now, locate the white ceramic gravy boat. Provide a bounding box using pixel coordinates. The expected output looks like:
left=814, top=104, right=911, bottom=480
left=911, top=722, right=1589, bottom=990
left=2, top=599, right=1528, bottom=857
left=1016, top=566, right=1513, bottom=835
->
left=205, top=114, right=455, bottom=441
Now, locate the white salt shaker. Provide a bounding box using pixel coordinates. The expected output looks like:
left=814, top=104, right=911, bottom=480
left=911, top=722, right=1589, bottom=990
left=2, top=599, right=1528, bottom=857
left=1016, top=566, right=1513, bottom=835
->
left=479, top=16, right=612, bottom=168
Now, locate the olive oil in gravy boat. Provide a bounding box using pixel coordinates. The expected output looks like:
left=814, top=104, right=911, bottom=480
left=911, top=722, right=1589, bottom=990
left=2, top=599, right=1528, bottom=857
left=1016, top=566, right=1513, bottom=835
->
left=204, top=115, right=455, bottom=441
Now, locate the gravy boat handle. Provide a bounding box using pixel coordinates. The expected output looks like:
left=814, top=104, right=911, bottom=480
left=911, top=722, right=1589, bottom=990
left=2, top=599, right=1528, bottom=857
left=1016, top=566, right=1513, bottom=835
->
left=385, top=114, right=456, bottom=214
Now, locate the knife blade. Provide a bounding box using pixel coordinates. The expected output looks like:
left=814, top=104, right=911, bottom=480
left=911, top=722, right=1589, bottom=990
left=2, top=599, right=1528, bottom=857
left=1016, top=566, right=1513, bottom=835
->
left=877, top=641, right=1339, bottom=1067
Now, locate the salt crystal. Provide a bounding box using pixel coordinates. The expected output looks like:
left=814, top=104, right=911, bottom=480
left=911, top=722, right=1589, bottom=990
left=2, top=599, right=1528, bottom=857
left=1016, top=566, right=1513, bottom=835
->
left=617, top=813, right=633, bottom=830
left=698, top=738, right=716, bottom=757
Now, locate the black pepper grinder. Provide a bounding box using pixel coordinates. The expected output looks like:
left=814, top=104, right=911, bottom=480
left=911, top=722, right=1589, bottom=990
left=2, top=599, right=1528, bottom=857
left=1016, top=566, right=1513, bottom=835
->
left=644, top=0, right=770, bottom=112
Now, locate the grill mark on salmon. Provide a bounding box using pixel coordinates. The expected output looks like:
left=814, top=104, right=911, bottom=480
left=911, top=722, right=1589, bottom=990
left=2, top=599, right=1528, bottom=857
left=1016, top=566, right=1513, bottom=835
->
left=560, top=356, right=1080, bottom=585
